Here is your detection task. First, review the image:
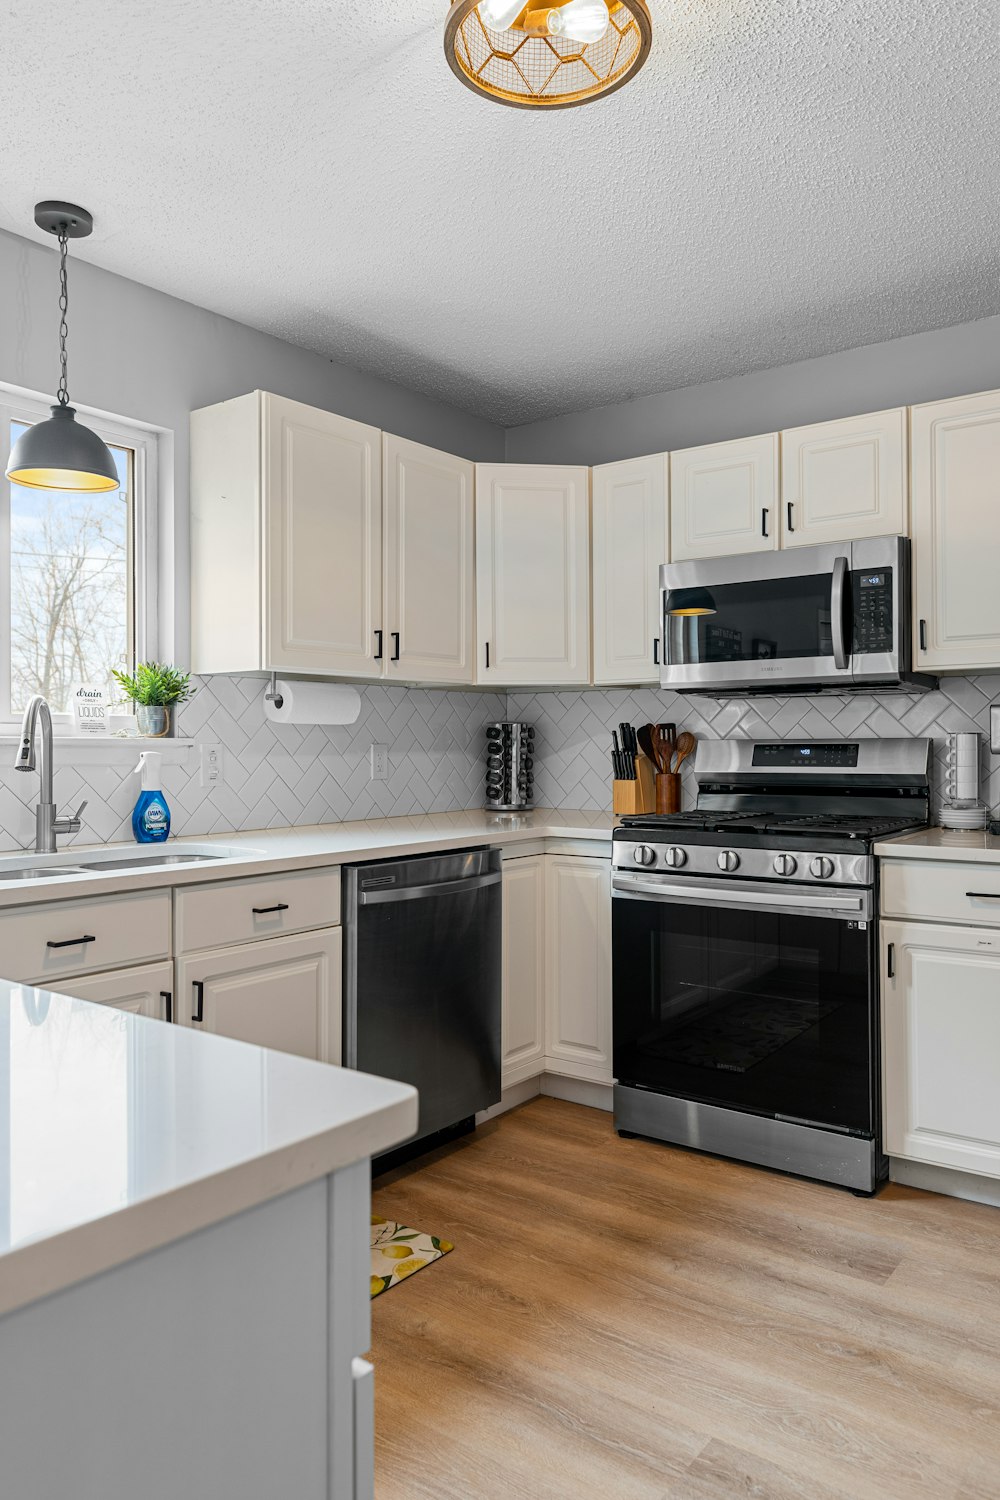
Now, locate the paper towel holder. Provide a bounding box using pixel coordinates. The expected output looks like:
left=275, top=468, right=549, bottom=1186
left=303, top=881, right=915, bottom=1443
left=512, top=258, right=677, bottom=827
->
left=264, top=673, right=283, bottom=711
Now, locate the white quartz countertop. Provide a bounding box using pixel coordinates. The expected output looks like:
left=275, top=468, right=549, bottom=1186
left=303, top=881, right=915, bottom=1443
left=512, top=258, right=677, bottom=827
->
left=0, top=982, right=417, bottom=1317
left=875, top=827, right=1000, bottom=863
left=0, top=808, right=615, bottom=906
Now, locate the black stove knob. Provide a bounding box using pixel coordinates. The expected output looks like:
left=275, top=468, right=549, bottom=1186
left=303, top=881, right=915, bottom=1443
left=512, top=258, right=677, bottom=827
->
left=664, top=846, right=687, bottom=868
left=632, top=845, right=656, bottom=867
left=717, top=849, right=740, bottom=873
left=773, top=853, right=797, bottom=877
left=810, top=856, right=835, bottom=880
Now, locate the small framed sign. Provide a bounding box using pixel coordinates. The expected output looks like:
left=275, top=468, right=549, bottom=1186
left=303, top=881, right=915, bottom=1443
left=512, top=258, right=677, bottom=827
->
left=71, top=683, right=109, bottom=736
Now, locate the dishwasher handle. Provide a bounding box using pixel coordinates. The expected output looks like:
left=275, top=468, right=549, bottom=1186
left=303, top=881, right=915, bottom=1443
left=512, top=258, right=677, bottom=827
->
left=358, top=870, right=501, bottom=906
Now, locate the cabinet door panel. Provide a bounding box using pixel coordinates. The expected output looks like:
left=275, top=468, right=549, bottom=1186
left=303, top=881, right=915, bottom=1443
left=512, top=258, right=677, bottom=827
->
left=670, top=435, right=778, bottom=560
left=383, top=435, right=475, bottom=684
left=592, top=454, right=669, bottom=685
left=178, top=928, right=342, bottom=1064
left=57, top=962, right=174, bottom=1020
left=544, top=855, right=612, bottom=1082
left=476, top=464, right=590, bottom=685
left=501, top=855, right=545, bottom=1087
left=781, top=408, right=907, bottom=547
left=911, top=390, right=1000, bottom=671
left=264, top=393, right=381, bottom=675
left=882, top=920, right=1000, bottom=1176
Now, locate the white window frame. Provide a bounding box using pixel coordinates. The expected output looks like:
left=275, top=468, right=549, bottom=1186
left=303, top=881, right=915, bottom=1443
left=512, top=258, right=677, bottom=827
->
left=0, top=386, right=159, bottom=729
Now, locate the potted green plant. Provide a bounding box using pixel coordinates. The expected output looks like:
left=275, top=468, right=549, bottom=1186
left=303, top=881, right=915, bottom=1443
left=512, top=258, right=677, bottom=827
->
left=111, top=662, right=194, bottom=738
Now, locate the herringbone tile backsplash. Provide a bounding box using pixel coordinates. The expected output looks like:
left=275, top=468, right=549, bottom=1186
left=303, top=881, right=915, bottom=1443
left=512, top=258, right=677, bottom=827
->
left=508, top=677, right=1000, bottom=816
left=0, top=673, right=996, bottom=851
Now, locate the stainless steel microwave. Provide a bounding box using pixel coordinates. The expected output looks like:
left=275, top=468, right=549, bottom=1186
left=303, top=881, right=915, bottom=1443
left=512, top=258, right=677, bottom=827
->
left=658, top=535, right=936, bottom=695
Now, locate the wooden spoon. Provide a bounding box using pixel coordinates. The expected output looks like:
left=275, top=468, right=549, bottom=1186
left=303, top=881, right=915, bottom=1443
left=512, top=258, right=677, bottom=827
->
left=672, top=731, right=696, bottom=775
left=636, top=723, right=657, bottom=767
left=655, top=723, right=676, bottom=773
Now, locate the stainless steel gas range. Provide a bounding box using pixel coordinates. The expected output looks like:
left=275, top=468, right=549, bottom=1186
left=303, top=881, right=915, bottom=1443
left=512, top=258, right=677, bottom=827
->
left=611, top=737, right=931, bottom=1193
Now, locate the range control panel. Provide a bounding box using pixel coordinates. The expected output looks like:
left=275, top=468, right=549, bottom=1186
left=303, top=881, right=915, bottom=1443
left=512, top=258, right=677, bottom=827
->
left=751, top=743, right=860, bottom=768
left=852, top=568, right=894, bottom=653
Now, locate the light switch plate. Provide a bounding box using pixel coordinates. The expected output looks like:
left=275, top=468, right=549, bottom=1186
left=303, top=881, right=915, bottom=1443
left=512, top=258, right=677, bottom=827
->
left=199, top=743, right=223, bottom=788
left=370, top=744, right=389, bottom=781
left=991, top=705, right=1000, bottom=755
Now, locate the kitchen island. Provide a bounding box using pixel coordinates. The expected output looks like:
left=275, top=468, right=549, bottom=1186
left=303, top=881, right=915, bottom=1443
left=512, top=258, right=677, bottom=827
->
left=0, top=979, right=416, bottom=1500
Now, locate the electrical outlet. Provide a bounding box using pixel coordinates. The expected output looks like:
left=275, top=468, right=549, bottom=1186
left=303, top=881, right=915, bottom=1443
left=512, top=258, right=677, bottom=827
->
left=991, top=705, right=1000, bottom=755
left=199, top=743, right=223, bottom=788
left=370, top=744, right=389, bottom=781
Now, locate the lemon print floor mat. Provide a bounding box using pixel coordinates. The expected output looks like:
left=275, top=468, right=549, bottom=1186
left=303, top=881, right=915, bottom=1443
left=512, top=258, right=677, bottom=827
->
left=370, top=1215, right=454, bottom=1298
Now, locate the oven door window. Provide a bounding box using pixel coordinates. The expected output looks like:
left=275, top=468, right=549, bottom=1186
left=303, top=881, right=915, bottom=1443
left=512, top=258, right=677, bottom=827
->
left=666, top=573, right=842, bottom=665
left=613, top=897, right=874, bottom=1134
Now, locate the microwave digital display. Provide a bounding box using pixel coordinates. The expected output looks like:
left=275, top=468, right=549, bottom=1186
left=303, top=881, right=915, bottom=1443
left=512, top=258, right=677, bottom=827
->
left=852, top=568, right=893, bottom=653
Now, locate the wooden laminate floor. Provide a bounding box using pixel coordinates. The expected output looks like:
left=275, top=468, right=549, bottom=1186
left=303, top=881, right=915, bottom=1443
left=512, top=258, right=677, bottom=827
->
left=370, top=1097, right=1000, bottom=1500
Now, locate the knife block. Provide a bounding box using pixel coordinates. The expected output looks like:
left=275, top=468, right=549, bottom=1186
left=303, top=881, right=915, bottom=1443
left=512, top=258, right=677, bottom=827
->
left=612, top=753, right=657, bottom=816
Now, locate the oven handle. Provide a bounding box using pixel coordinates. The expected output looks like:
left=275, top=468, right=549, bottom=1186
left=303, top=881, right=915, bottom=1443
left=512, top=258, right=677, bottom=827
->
left=831, top=554, right=850, bottom=671
left=611, top=871, right=872, bottom=922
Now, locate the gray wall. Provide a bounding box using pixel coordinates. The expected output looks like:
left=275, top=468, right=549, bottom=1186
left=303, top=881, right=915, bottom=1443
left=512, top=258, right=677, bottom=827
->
left=504, top=314, right=1000, bottom=465
left=0, top=226, right=505, bottom=664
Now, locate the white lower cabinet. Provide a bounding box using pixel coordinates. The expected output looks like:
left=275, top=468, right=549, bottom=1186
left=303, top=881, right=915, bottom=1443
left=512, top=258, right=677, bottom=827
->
left=501, top=855, right=546, bottom=1088
left=176, top=927, right=342, bottom=1064
left=54, top=961, right=175, bottom=1020
left=544, top=855, right=613, bottom=1084
left=882, top=919, right=1000, bottom=1177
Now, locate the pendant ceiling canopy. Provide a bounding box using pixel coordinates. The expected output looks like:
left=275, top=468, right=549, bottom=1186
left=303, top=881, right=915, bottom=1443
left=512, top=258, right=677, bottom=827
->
left=444, top=0, right=652, bottom=109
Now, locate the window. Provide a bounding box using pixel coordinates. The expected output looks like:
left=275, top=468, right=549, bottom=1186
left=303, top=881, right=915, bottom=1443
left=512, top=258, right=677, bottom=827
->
left=0, top=392, right=157, bottom=722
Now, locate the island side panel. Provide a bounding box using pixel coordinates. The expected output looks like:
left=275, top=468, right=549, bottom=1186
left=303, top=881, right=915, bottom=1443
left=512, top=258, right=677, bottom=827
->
left=0, top=1178, right=333, bottom=1500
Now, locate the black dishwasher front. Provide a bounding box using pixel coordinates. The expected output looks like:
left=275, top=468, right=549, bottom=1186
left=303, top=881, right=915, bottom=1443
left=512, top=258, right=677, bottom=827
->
left=342, top=847, right=502, bottom=1153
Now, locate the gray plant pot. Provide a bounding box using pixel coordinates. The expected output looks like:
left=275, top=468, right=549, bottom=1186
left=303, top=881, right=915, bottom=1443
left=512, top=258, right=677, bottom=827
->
left=136, top=704, right=171, bottom=738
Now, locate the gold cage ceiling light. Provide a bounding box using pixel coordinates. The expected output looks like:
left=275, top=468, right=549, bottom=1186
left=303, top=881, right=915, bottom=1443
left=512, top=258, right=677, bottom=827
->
left=444, top=0, right=652, bottom=109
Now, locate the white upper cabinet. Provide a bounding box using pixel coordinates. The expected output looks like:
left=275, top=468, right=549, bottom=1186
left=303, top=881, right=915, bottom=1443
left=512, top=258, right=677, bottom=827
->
left=780, top=408, right=908, bottom=548
left=382, top=435, right=475, bottom=684
left=910, top=389, right=1000, bottom=672
left=191, top=391, right=382, bottom=677
left=475, top=464, right=591, bottom=686
left=264, top=395, right=382, bottom=676
left=591, top=454, right=669, bottom=685
left=670, top=434, right=779, bottom=560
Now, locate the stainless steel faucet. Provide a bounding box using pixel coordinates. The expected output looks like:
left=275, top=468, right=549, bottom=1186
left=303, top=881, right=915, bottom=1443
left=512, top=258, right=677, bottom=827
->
left=14, top=696, right=88, bottom=854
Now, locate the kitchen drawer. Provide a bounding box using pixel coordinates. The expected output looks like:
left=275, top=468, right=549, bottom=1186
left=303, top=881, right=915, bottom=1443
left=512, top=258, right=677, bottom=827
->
left=0, top=889, right=171, bottom=985
left=881, top=859, right=1000, bottom=927
left=174, top=866, right=341, bottom=954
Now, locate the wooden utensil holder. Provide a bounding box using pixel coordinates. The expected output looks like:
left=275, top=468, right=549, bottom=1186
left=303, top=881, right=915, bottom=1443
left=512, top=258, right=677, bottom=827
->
left=655, top=771, right=680, bottom=815
left=612, top=753, right=657, bottom=816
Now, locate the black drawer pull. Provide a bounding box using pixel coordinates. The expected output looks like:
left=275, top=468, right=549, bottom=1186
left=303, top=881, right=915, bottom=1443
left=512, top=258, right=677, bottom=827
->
left=192, top=980, right=204, bottom=1024
left=653, top=637, right=659, bottom=666
left=761, top=507, right=769, bottom=538
left=391, top=631, right=400, bottom=663
left=787, top=501, right=794, bottom=532
left=252, top=902, right=290, bottom=915
left=373, top=628, right=383, bottom=661
left=919, top=618, right=928, bottom=652
left=160, top=990, right=173, bottom=1024
left=966, top=891, right=1000, bottom=899
left=886, top=942, right=895, bottom=979
left=47, top=934, right=95, bottom=949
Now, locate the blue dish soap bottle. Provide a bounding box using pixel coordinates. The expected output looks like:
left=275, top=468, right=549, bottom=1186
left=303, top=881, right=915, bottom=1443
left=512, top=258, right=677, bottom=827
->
left=132, top=751, right=170, bottom=843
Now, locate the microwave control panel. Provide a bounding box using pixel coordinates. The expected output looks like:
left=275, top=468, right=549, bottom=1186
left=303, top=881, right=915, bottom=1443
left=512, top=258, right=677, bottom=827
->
left=851, top=568, right=894, bottom=652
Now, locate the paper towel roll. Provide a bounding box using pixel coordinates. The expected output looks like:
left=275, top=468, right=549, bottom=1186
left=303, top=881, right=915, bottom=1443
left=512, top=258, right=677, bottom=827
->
left=263, top=679, right=361, bottom=726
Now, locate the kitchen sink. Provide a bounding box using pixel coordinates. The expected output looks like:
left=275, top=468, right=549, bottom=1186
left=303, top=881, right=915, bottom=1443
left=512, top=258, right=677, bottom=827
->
left=0, top=848, right=248, bottom=882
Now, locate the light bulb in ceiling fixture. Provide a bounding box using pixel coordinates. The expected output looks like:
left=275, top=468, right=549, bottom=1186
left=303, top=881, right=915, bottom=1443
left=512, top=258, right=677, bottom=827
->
left=478, top=0, right=525, bottom=30
left=546, top=0, right=611, bottom=43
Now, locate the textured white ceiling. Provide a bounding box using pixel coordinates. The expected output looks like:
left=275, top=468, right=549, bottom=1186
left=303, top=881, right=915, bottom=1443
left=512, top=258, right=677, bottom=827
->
left=1, top=1, right=998, bottom=426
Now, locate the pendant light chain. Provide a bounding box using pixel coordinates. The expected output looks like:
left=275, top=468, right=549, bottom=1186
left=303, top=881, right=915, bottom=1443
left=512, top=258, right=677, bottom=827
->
left=56, top=226, right=70, bottom=408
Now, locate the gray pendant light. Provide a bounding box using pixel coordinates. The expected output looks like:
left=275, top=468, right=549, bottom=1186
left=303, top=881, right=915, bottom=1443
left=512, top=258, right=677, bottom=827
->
left=5, top=202, right=119, bottom=493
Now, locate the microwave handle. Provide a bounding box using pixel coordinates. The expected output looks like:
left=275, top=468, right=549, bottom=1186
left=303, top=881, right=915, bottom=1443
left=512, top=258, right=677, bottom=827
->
left=831, top=555, right=849, bottom=670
